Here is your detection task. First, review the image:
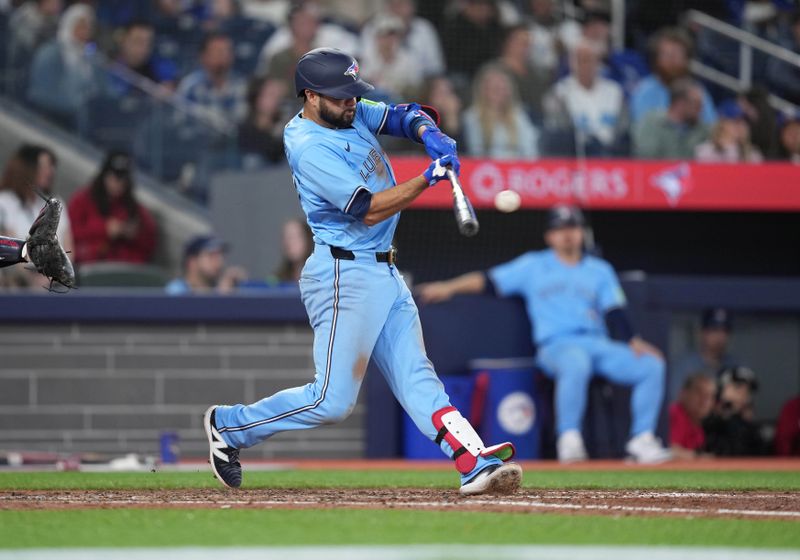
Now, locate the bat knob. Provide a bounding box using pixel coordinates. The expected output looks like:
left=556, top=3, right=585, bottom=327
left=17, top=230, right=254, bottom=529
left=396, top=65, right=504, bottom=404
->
left=459, top=219, right=479, bottom=237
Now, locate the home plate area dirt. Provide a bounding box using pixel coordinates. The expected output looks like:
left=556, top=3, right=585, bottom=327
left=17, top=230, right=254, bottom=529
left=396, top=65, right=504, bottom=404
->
left=2, top=488, right=799, bottom=520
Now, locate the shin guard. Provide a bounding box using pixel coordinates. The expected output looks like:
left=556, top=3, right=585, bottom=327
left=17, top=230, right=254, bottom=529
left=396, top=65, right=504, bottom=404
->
left=432, top=406, right=516, bottom=474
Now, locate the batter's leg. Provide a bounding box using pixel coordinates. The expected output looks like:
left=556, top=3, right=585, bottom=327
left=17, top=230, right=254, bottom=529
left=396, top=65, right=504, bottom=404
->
left=213, top=255, right=395, bottom=450
left=591, top=338, right=666, bottom=437
left=537, top=338, right=594, bottom=436
left=370, top=274, right=504, bottom=484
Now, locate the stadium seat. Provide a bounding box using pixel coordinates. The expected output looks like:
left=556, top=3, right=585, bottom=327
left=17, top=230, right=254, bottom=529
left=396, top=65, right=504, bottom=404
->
left=77, top=262, right=169, bottom=288
left=83, top=94, right=150, bottom=152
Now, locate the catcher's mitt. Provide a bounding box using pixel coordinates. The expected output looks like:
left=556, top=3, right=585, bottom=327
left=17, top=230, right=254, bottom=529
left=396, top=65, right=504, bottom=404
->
left=26, top=192, right=75, bottom=291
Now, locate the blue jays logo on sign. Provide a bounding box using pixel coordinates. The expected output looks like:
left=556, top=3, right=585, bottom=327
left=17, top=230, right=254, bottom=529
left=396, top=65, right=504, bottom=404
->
left=344, top=60, right=359, bottom=80
left=651, top=163, right=691, bottom=207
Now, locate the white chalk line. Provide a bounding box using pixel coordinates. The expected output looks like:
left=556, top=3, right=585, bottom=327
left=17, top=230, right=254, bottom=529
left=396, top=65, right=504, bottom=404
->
left=10, top=496, right=800, bottom=519
left=2, top=546, right=799, bottom=560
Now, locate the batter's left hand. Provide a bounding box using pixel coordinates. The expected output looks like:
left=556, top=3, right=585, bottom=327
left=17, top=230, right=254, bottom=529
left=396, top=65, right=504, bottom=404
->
left=629, top=336, right=663, bottom=360
left=423, top=154, right=460, bottom=186
left=421, top=128, right=457, bottom=160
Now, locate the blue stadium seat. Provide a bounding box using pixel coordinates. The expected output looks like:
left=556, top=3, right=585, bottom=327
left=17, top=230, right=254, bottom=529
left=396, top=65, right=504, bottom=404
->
left=83, top=94, right=150, bottom=152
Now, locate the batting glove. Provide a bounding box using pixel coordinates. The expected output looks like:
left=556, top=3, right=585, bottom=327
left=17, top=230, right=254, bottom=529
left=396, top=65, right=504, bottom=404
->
left=421, top=128, right=457, bottom=160
left=423, top=154, right=460, bottom=186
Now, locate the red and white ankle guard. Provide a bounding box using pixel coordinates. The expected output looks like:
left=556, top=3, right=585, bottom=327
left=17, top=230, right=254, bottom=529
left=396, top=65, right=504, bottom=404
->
left=432, top=406, right=516, bottom=474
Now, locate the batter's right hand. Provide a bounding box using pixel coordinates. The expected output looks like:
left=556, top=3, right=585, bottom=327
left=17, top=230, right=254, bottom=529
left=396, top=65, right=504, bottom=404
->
left=415, top=281, right=454, bottom=304
left=423, top=154, right=460, bottom=186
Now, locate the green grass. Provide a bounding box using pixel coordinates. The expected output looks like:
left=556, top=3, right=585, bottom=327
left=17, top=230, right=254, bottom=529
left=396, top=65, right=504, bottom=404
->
left=1, top=469, right=798, bottom=549
left=0, top=469, right=798, bottom=491
left=2, top=509, right=799, bottom=549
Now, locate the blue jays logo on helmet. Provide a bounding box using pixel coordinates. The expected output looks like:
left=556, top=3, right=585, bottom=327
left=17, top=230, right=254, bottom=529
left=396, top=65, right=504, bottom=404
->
left=344, top=60, right=359, bottom=80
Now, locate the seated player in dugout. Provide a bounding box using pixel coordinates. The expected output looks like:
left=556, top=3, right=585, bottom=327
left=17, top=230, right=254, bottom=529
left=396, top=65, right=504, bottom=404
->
left=418, top=205, right=672, bottom=463
left=203, top=47, right=522, bottom=496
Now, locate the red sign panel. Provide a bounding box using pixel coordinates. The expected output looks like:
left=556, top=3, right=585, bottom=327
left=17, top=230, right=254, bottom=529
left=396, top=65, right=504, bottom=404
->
left=389, top=157, right=800, bottom=211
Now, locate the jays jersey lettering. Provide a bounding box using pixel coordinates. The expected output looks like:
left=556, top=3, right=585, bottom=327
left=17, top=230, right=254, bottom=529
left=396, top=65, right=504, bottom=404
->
left=489, top=249, right=626, bottom=345
left=283, top=99, right=398, bottom=251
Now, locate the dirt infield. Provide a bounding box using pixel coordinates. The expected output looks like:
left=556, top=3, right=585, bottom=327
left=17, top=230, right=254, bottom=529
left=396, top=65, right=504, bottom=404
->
left=2, top=488, right=798, bottom=520
left=181, top=458, right=800, bottom=472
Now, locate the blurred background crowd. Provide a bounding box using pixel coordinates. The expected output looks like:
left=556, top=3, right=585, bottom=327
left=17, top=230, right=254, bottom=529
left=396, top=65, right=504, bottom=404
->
left=2, top=0, right=800, bottom=202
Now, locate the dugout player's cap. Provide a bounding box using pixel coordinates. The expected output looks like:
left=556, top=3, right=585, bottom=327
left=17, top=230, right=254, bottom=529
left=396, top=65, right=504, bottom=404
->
left=183, top=235, right=228, bottom=261
left=702, top=307, right=732, bottom=331
left=294, top=47, right=375, bottom=99
left=546, top=205, right=585, bottom=230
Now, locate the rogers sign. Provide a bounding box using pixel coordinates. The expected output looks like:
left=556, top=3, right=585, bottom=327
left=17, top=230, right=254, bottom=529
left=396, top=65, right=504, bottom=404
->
left=393, top=156, right=800, bottom=211
left=468, top=162, right=629, bottom=202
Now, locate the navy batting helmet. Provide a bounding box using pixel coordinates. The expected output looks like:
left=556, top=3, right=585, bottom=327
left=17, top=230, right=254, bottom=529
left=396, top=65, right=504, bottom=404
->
left=294, top=48, right=374, bottom=99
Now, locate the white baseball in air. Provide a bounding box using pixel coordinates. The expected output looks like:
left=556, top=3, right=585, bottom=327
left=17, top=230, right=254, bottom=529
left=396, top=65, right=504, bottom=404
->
left=494, top=190, right=521, bottom=213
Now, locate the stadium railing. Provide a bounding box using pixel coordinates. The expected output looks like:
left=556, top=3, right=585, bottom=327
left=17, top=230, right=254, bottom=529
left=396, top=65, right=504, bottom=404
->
left=686, top=9, right=800, bottom=114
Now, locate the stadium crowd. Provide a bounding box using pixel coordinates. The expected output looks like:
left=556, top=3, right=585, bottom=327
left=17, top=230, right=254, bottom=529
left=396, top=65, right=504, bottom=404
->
left=2, top=0, right=800, bottom=199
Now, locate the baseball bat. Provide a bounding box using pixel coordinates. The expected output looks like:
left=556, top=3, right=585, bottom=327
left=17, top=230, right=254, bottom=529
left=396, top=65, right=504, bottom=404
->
left=446, top=168, right=479, bottom=237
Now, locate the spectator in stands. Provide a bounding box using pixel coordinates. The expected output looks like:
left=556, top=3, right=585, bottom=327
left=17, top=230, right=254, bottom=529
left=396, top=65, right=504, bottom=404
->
left=104, top=20, right=176, bottom=96
left=27, top=3, right=99, bottom=127
left=165, top=235, right=247, bottom=294
left=671, top=308, right=737, bottom=401
left=703, top=365, right=767, bottom=456
left=632, top=78, right=710, bottom=159
left=778, top=112, right=800, bottom=164
left=525, top=0, right=567, bottom=74
left=201, top=0, right=246, bottom=32
left=464, top=64, right=540, bottom=159
left=544, top=39, right=626, bottom=156
left=8, top=0, right=62, bottom=66
left=441, top=0, right=505, bottom=82
left=630, top=28, right=717, bottom=125
left=669, top=374, right=716, bottom=459
left=740, top=87, right=780, bottom=159
left=238, top=77, right=289, bottom=168
left=360, top=0, right=445, bottom=78
left=774, top=395, right=800, bottom=456
left=695, top=100, right=763, bottom=163
left=176, top=32, right=247, bottom=129
left=421, top=76, right=464, bottom=148
left=417, top=205, right=670, bottom=464
left=496, top=24, right=550, bottom=117
left=274, top=217, right=313, bottom=284
left=257, top=0, right=358, bottom=78
left=0, top=144, right=73, bottom=288
left=360, top=14, right=423, bottom=100
left=68, top=151, right=157, bottom=265
left=765, top=11, right=800, bottom=104
left=260, top=1, right=320, bottom=93
left=151, top=0, right=186, bottom=33
left=558, top=10, right=610, bottom=59
left=0, top=145, right=72, bottom=246
left=318, top=0, right=377, bottom=28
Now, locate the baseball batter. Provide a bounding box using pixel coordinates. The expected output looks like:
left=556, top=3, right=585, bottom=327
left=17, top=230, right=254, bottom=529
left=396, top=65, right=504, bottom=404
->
left=419, top=205, right=672, bottom=463
left=204, top=48, right=521, bottom=495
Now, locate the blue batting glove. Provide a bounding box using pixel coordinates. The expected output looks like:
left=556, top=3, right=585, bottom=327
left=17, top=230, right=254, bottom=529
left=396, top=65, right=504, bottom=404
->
left=421, top=128, right=457, bottom=160
left=423, top=154, right=460, bottom=186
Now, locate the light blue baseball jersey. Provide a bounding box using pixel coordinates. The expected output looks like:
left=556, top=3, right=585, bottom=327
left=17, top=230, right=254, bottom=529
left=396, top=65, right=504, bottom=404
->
left=489, top=249, right=626, bottom=345
left=283, top=99, right=397, bottom=251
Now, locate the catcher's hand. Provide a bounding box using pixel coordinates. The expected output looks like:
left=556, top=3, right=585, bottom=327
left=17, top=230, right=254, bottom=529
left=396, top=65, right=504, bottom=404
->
left=26, top=193, right=75, bottom=291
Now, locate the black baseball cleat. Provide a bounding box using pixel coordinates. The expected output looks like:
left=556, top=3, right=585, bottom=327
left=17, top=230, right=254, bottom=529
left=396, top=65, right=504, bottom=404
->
left=204, top=406, right=242, bottom=488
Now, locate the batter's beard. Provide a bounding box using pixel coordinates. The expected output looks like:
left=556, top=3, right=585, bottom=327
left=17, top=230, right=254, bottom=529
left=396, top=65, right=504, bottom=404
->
left=320, top=103, right=355, bottom=128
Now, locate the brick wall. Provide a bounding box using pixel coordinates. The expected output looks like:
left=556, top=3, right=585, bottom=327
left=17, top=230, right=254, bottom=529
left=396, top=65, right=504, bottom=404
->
left=0, top=324, right=365, bottom=459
